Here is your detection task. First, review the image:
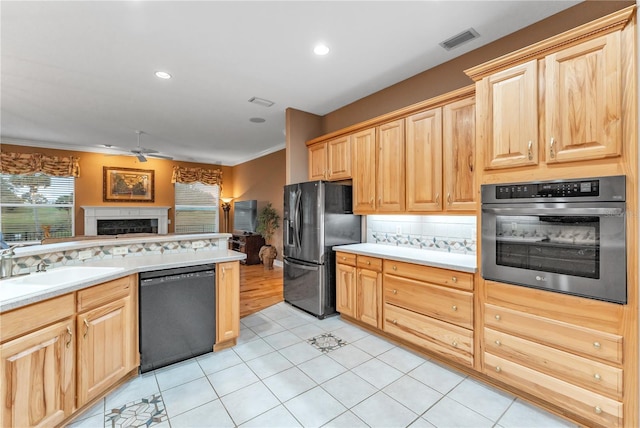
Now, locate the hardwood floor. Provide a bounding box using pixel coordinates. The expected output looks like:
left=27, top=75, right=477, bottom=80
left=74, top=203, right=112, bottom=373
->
left=239, top=263, right=283, bottom=318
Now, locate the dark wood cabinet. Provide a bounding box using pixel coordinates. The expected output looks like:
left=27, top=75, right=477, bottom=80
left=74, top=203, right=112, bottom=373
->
left=229, top=233, right=265, bottom=265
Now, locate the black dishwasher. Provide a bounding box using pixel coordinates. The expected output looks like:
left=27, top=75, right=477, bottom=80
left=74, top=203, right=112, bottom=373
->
left=139, top=264, right=216, bottom=373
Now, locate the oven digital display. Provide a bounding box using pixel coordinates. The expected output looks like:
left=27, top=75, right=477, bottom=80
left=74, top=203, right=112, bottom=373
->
left=495, top=180, right=600, bottom=199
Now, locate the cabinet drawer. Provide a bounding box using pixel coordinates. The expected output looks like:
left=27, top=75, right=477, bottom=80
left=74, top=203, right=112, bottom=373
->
left=485, top=328, right=622, bottom=400
left=383, top=260, right=473, bottom=291
left=336, top=252, right=356, bottom=266
left=384, top=303, right=473, bottom=367
left=484, top=353, right=622, bottom=428
left=0, top=293, right=75, bottom=342
left=384, top=275, right=473, bottom=329
left=77, top=275, right=133, bottom=312
left=357, top=256, right=382, bottom=271
left=485, top=304, right=622, bottom=365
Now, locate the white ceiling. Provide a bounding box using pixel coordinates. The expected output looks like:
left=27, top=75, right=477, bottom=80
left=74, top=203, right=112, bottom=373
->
left=1, top=1, right=580, bottom=166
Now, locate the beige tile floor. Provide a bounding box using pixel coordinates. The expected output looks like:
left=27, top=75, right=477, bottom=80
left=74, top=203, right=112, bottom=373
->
left=68, top=302, right=577, bottom=428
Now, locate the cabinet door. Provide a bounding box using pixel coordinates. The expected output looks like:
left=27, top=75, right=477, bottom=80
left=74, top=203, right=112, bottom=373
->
left=327, top=136, right=351, bottom=180
left=308, top=142, right=327, bottom=180
left=480, top=60, right=538, bottom=169
left=352, top=128, right=377, bottom=213
left=217, top=261, right=240, bottom=344
left=336, top=263, right=356, bottom=317
left=358, top=268, right=382, bottom=329
left=77, top=297, right=130, bottom=407
left=406, top=108, right=442, bottom=211
left=377, top=119, right=405, bottom=212
left=443, top=96, right=476, bottom=211
left=545, top=32, right=622, bottom=163
left=1, top=319, right=74, bottom=428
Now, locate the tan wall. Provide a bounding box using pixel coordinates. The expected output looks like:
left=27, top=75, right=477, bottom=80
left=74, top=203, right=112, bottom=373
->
left=286, top=108, right=323, bottom=185
left=230, top=149, right=286, bottom=261
left=0, top=143, right=233, bottom=236
left=321, top=0, right=635, bottom=133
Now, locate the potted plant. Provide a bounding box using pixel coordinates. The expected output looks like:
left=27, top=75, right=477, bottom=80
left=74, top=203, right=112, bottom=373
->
left=256, top=202, right=280, bottom=270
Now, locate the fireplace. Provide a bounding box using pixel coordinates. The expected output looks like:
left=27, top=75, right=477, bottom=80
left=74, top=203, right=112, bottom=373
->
left=82, top=206, right=170, bottom=236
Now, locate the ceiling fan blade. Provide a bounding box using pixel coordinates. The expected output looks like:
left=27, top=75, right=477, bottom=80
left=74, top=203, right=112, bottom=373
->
left=147, top=153, right=174, bottom=160
left=139, top=147, right=159, bottom=154
left=135, top=153, right=147, bottom=162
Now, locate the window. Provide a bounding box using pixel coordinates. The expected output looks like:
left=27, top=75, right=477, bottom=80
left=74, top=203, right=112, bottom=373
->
left=174, top=182, right=220, bottom=233
left=0, top=173, right=75, bottom=243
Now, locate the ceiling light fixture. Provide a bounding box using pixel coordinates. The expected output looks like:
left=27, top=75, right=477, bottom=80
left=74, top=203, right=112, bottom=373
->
left=248, top=97, right=274, bottom=107
left=314, top=44, right=330, bottom=56
left=154, top=71, right=172, bottom=79
left=249, top=117, right=266, bottom=123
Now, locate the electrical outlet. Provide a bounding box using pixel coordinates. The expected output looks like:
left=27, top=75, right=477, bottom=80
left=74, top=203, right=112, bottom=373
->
left=112, top=247, right=128, bottom=256
left=78, top=250, right=92, bottom=260
left=511, top=222, right=518, bottom=231
left=396, top=226, right=402, bottom=234
left=192, top=241, right=205, bottom=249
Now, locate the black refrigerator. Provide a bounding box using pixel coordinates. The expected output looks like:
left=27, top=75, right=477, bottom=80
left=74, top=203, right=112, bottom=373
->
left=283, top=181, right=361, bottom=318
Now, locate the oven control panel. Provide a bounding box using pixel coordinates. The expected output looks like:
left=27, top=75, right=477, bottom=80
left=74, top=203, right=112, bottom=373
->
left=495, top=179, right=600, bottom=199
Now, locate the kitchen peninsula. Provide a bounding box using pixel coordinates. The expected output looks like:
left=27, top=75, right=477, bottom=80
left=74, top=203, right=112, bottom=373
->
left=0, top=233, right=245, bottom=427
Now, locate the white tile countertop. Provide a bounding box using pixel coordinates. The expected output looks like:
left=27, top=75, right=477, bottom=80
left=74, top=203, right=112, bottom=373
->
left=333, top=243, right=477, bottom=273
left=0, top=249, right=245, bottom=313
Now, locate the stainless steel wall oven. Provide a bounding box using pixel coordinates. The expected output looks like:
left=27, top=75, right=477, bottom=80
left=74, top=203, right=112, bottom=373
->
left=481, top=176, right=626, bottom=304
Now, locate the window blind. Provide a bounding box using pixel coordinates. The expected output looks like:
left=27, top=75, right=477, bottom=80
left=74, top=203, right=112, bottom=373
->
left=174, top=182, right=220, bottom=233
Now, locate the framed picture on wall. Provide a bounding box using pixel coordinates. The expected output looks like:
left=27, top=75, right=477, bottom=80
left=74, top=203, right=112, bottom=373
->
left=103, top=167, right=155, bottom=202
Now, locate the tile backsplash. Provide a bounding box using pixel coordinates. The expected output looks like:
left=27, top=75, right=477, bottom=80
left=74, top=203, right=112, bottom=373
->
left=366, top=215, right=477, bottom=255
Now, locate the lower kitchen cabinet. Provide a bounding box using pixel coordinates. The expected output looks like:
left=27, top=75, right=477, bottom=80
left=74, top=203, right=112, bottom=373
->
left=76, top=275, right=137, bottom=407
left=216, top=261, right=240, bottom=349
left=0, top=294, right=76, bottom=428
left=336, top=252, right=382, bottom=328
left=336, top=252, right=357, bottom=317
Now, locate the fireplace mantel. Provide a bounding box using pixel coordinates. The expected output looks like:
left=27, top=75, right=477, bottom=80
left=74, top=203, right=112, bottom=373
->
left=82, top=206, right=170, bottom=236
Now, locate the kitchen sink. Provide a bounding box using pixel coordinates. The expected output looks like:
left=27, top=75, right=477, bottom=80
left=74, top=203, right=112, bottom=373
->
left=0, top=266, right=125, bottom=302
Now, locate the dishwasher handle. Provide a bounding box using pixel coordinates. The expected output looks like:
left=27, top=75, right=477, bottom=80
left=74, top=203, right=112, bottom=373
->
left=140, top=270, right=215, bottom=286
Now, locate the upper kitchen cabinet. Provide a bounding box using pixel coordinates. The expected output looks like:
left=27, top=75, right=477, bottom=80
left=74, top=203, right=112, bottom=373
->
left=377, top=119, right=405, bottom=212
left=545, top=32, right=621, bottom=163
left=467, top=6, right=634, bottom=173
left=307, top=135, right=351, bottom=181
left=352, top=127, right=377, bottom=212
left=476, top=61, right=538, bottom=170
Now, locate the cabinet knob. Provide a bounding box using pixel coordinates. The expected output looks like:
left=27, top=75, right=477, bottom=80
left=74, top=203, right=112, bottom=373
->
left=366, top=261, right=371, bottom=265
left=495, top=314, right=501, bottom=321
left=452, top=341, right=458, bottom=348
left=392, top=289, right=398, bottom=295
left=495, top=340, right=501, bottom=346
left=392, top=319, right=398, bottom=325
left=392, top=265, right=397, bottom=271
left=593, top=341, right=601, bottom=349
left=594, top=406, right=602, bottom=415
left=495, top=366, right=502, bottom=373
left=342, top=256, right=346, bottom=261
left=451, top=276, right=458, bottom=283
left=594, top=373, right=602, bottom=381
left=451, top=305, right=457, bottom=311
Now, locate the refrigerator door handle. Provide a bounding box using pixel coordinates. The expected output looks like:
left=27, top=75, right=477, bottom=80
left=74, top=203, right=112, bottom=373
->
left=283, top=258, right=319, bottom=271
left=294, top=188, right=302, bottom=250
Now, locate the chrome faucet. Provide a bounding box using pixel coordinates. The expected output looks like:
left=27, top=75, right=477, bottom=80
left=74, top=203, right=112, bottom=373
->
left=0, top=244, right=22, bottom=279
left=36, top=260, right=50, bottom=273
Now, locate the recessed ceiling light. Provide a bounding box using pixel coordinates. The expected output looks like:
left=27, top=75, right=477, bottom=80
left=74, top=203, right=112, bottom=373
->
left=155, top=71, right=172, bottom=79
left=249, top=117, right=266, bottom=123
left=314, top=44, right=330, bottom=56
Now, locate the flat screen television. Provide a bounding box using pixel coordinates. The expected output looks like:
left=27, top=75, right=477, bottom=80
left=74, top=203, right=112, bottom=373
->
left=233, top=200, right=257, bottom=233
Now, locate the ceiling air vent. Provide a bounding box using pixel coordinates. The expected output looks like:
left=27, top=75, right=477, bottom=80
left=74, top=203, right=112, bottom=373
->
left=248, top=97, right=275, bottom=108
left=439, top=28, right=480, bottom=51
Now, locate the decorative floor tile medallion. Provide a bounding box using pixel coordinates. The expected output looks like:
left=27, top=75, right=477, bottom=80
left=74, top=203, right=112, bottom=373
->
left=307, top=333, right=347, bottom=353
left=105, top=393, right=167, bottom=427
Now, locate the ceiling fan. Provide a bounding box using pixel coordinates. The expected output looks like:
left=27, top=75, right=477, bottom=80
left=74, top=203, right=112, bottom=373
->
left=110, top=130, right=174, bottom=162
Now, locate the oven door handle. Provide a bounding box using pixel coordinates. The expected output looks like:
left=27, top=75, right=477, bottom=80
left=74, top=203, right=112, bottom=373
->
left=482, top=207, right=624, bottom=216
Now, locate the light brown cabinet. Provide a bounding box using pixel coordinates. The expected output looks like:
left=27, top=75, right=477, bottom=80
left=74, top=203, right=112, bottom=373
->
left=376, top=120, right=405, bottom=212
left=352, top=128, right=377, bottom=212
left=76, top=276, right=137, bottom=407
left=216, top=261, right=240, bottom=349
left=308, top=135, right=351, bottom=181
left=336, top=252, right=382, bottom=328
left=1, top=298, right=75, bottom=428
left=406, top=108, right=442, bottom=211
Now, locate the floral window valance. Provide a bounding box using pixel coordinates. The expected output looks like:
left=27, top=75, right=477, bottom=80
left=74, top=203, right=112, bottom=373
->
left=171, top=166, right=222, bottom=186
left=0, top=152, right=80, bottom=177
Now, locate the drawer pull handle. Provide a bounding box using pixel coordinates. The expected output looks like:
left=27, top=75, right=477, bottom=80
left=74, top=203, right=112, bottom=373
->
left=593, top=341, right=601, bottom=349
left=451, top=276, right=458, bottom=283
left=594, top=406, right=602, bottom=415
left=447, top=193, right=452, bottom=206
left=528, top=140, right=533, bottom=160
left=495, top=340, right=501, bottom=346
left=549, top=138, right=556, bottom=159
left=392, top=289, right=398, bottom=295
left=594, top=373, right=602, bottom=381
left=392, top=265, right=397, bottom=271
left=495, top=366, right=502, bottom=373
left=452, top=341, right=458, bottom=348
left=495, top=315, right=501, bottom=321
left=392, top=319, right=397, bottom=325
left=83, top=319, right=89, bottom=338
left=66, top=327, right=73, bottom=348
left=451, top=305, right=457, bottom=311
left=435, top=193, right=440, bottom=204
